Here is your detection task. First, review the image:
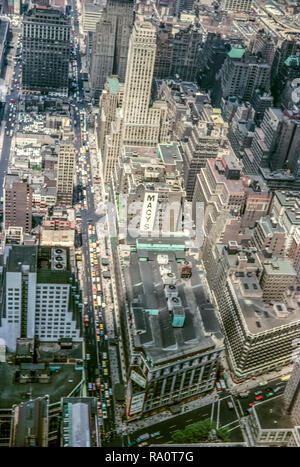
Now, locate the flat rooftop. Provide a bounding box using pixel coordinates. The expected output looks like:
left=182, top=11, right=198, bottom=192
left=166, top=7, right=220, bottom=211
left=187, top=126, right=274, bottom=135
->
left=254, top=395, right=295, bottom=430
left=263, top=257, right=296, bottom=276
left=124, top=243, right=223, bottom=365
left=123, top=146, right=157, bottom=161
left=157, top=142, right=183, bottom=166
left=234, top=290, right=300, bottom=334
left=62, top=397, right=98, bottom=447
left=0, top=363, right=82, bottom=409
left=6, top=246, right=38, bottom=273
left=11, top=396, right=48, bottom=447
left=218, top=244, right=300, bottom=334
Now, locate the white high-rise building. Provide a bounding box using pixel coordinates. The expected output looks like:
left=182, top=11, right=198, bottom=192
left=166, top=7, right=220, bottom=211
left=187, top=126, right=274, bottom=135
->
left=0, top=246, right=82, bottom=352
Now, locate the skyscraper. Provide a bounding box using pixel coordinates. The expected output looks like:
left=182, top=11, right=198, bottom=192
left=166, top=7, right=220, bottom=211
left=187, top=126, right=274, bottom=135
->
left=22, top=7, right=70, bottom=95
left=103, top=21, right=170, bottom=182
left=4, top=174, right=32, bottom=234
left=284, top=359, right=300, bottom=425
left=56, top=120, right=76, bottom=206
left=0, top=246, right=82, bottom=352
left=122, top=21, right=158, bottom=138
left=89, top=0, right=134, bottom=101
left=217, top=47, right=270, bottom=104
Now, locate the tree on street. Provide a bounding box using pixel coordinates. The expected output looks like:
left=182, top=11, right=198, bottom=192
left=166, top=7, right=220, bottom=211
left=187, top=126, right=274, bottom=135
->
left=171, top=418, right=230, bottom=444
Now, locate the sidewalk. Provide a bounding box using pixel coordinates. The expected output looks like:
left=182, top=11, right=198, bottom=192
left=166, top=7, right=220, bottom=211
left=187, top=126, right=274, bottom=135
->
left=116, top=391, right=218, bottom=435
left=221, top=353, right=292, bottom=395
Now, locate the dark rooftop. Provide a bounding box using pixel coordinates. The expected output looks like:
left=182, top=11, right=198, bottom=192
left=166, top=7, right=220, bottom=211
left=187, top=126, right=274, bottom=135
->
left=253, top=395, right=295, bottom=430
left=125, top=244, right=223, bottom=365
left=0, top=363, right=82, bottom=409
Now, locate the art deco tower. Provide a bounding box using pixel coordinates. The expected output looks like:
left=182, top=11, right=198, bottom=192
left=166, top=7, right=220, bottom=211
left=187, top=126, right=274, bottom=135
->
left=103, top=21, right=170, bottom=181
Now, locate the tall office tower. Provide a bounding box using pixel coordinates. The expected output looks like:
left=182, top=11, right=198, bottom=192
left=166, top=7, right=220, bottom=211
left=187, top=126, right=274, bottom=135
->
left=170, top=24, right=202, bottom=82
left=182, top=105, right=229, bottom=201
left=251, top=216, right=286, bottom=257
left=288, top=229, right=300, bottom=281
left=89, top=0, right=134, bottom=101
left=89, top=19, right=116, bottom=101
left=243, top=107, right=283, bottom=175
left=22, top=7, right=70, bottom=95
left=203, top=241, right=300, bottom=380
left=277, top=56, right=300, bottom=108
left=198, top=33, right=232, bottom=96
left=122, top=21, right=157, bottom=140
left=220, top=0, right=253, bottom=12
left=155, top=0, right=176, bottom=17
left=4, top=174, right=32, bottom=234
left=284, top=360, right=300, bottom=425
left=56, top=121, right=76, bottom=205
left=153, top=23, right=173, bottom=79
left=227, top=102, right=255, bottom=157
left=251, top=31, right=277, bottom=68
left=0, top=246, right=82, bottom=352
left=82, top=1, right=102, bottom=34
left=217, top=46, right=271, bottom=104
left=103, top=21, right=170, bottom=182
left=251, top=89, right=274, bottom=125
left=10, top=397, right=49, bottom=447
left=192, top=155, right=271, bottom=234
left=271, top=191, right=300, bottom=251
left=97, top=76, right=124, bottom=150
left=269, top=111, right=300, bottom=173
left=271, top=39, right=300, bottom=88
left=244, top=109, right=300, bottom=177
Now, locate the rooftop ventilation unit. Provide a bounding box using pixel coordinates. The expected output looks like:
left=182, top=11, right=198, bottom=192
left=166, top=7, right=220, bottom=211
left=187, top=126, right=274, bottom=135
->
left=168, top=295, right=182, bottom=311
left=161, top=272, right=176, bottom=285
left=51, top=247, right=66, bottom=271
left=164, top=284, right=178, bottom=299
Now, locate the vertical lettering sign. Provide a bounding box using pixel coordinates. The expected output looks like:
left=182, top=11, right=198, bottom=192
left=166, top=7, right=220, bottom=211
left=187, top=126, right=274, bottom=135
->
left=140, top=192, right=158, bottom=235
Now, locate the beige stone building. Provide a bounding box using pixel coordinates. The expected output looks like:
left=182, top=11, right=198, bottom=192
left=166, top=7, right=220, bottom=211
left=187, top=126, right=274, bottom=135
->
left=56, top=120, right=75, bottom=206
left=103, top=21, right=170, bottom=183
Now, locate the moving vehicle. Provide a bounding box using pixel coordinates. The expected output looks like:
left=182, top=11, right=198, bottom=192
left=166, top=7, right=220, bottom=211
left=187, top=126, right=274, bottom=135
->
left=274, top=386, right=284, bottom=394
left=227, top=400, right=234, bottom=410
left=220, top=380, right=226, bottom=390
left=137, top=433, right=150, bottom=442
left=239, top=392, right=249, bottom=398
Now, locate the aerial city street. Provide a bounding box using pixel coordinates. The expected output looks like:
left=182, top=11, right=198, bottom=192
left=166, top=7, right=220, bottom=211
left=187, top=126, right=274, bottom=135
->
left=0, top=0, right=300, bottom=450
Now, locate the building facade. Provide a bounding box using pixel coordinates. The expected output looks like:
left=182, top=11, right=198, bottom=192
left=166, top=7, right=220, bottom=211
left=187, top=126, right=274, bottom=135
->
left=22, top=7, right=70, bottom=95
left=89, top=0, right=134, bottom=101
left=4, top=175, right=32, bottom=234
left=0, top=246, right=82, bottom=352
left=56, top=122, right=76, bottom=206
